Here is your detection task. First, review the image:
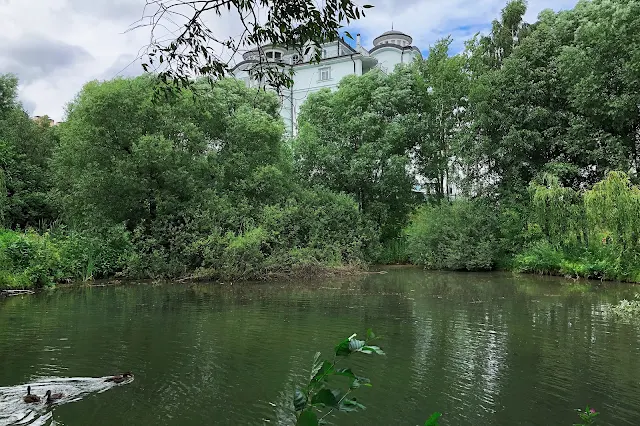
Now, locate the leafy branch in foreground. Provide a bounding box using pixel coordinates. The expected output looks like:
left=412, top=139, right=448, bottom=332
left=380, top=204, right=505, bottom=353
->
left=293, top=329, right=441, bottom=426
left=574, top=405, right=599, bottom=425
left=133, top=0, right=372, bottom=95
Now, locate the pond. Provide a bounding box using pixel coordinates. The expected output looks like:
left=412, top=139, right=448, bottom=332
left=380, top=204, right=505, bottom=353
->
left=1, top=268, right=640, bottom=425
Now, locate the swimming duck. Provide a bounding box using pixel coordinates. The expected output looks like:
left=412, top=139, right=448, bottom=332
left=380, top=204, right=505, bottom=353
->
left=45, top=390, right=64, bottom=404
left=23, top=386, right=41, bottom=403
left=105, top=372, right=133, bottom=383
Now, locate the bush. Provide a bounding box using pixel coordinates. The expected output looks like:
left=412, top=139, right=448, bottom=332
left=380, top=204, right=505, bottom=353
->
left=56, top=225, right=133, bottom=281
left=514, top=241, right=563, bottom=275
left=0, top=229, right=61, bottom=288
left=404, top=199, right=499, bottom=271
left=376, top=237, right=409, bottom=264
left=515, top=172, right=640, bottom=283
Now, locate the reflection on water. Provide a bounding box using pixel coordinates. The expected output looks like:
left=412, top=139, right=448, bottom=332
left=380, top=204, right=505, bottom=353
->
left=1, top=268, right=640, bottom=425
left=0, top=376, right=133, bottom=425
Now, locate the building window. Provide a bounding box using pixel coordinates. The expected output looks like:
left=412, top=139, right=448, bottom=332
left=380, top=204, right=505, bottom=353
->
left=322, top=49, right=327, bottom=58
left=274, top=52, right=282, bottom=60
left=319, top=67, right=331, bottom=81
left=266, top=51, right=273, bottom=59
left=292, top=54, right=299, bottom=64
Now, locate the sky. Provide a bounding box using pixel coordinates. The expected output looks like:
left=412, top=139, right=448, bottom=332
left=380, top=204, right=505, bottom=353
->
left=0, top=0, right=579, bottom=122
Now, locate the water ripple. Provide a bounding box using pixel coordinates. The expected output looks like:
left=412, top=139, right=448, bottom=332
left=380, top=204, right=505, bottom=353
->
left=0, top=376, right=133, bottom=425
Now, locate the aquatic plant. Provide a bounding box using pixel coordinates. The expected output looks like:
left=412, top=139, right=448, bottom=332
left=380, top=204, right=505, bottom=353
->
left=610, top=294, right=640, bottom=319
left=573, top=405, right=599, bottom=425
left=293, top=330, right=441, bottom=425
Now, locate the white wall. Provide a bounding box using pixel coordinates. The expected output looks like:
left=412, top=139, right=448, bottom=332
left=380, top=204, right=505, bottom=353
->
left=282, top=57, right=363, bottom=136
left=234, top=45, right=422, bottom=136
left=370, top=47, right=419, bottom=73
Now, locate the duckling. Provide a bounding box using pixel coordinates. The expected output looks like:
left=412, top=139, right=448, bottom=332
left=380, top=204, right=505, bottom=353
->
left=23, top=386, right=41, bottom=403
left=45, top=390, right=64, bottom=404
left=105, top=371, right=133, bottom=383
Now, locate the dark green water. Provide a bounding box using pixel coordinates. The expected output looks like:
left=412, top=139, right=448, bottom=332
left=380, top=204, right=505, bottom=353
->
left=1, top=268, right=640, bottom=425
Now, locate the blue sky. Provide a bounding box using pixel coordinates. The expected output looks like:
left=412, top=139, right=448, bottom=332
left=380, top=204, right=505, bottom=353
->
left=0, top=0, right=580, bottom=121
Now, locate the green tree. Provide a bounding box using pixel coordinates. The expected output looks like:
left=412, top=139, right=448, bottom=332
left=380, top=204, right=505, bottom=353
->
left=294, top=70, right=417, bottom=241
left=0, top=74, right=58, bottom=229
left=557, top=0, right=640, bottom=173
left=413, top=38, right=468, bottom=198
left=52, top=76, right=282, bottom=231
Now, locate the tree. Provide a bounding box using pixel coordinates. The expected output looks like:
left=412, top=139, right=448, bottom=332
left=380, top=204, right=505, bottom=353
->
left=135, top=0, right=372, bottom=93
left=557, top=0, right=640, bottom=174
left=460, top=1, right=636, bottom=196
left=0, top=74, right=59, bottom=229
left=470, top=0, right=531, bottom=71
left=51, top=75, right=285, bottom=231
left=413, top=38, right=468, bottom=198
left=294, top=70, right=417, bottom=241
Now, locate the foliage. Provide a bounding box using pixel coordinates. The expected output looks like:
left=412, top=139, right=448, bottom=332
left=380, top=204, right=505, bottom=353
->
left=294, top=69, right=420, bottom=242
left=293, top=330, right=383, bottom=425
left=6, top=0, right=640, bottom=288
left=514, top=241, right=564, bottom=275
left=293, top=330, right=441, bottom=426
left=137, top=0, right=372, bottom=94
left=0, top=227, right=134, bottom=289
left=573, top=405, right=599, bottom=425
left=0, top=229, right=60, bottom=289
left=404, top=199, right=499, bottom=271
left=610, top=294, right=640, bottom=319
left=377, top=237, right=409, bottom=265
left=0, top=74, right=59, bottom=229
left=515, top=172, right=640, bottom=282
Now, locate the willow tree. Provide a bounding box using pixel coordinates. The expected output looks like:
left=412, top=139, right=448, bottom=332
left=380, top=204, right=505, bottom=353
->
left=529, top=174, right=586, bottom=246
left=584, top=171, right=640, bottom=249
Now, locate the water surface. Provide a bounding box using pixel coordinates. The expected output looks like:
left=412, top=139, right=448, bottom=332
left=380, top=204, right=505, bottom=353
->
left=1, top=268, right=640, bottom=425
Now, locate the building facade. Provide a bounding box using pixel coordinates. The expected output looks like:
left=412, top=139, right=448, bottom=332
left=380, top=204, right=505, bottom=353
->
left=231, top=30, right=422, bottom=136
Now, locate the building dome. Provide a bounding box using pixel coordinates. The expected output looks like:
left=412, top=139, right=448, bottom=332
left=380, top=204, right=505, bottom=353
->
left=372, top=30, right=413, bottom=47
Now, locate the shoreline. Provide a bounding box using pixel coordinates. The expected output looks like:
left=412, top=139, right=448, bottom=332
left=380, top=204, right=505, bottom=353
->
left=3, top=263, right=639, bottom=296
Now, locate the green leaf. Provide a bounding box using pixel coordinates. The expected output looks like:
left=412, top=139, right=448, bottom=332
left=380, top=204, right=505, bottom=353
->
left=359, top=345, right=385, bottom=355
left=309, top=352, right=323, bottom=380
left=350, top=376, right=371, bottom=389
left=338, top=397, right=366, bottom=412
left=366, top=328, right=376, bottom=341
left=344, top=31, right=353, bottom=40
left=333, top=368, right=356, bottom=379
left=296, top=410, right=319, bottom=426
left=311, top=360, right=334, bottom=383
left=311, top=389, right=339, bottom=407
left=363, top=4, right=374, bottom=8
left=335, top=337, right=351, bottom=356
left=294, top=389, right=307, bottom=412
left=424, top=412, right=442, bottom=426
left=348, top=339, right=365, bottom=351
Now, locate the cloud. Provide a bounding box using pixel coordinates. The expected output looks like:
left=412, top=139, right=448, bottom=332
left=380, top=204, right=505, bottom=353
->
left=65, top=0, right=144, bottom=22
left=101, top=54, right=145, bottom=80
left=19, top=97, right=37, bottom=115
left=0, top=34, right=93, bottom=84
left=0, top=0, right=580, bottom=122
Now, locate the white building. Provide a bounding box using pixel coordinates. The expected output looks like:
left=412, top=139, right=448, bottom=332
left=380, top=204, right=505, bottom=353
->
left=231, top=30, right=422, bottom=136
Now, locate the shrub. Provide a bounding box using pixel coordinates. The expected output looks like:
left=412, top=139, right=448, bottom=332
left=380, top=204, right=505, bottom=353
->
left=404, top=199, right=499, bottom=271
left=514, top=241, right=563, bottom=275
left=0, top=229, right=61, bottom=288
left=56, top=225, right=133, bottom=281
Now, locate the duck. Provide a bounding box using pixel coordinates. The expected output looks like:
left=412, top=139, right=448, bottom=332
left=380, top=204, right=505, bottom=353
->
left=45, top=390, right=64, bottom=404
left=105, top=371, right=133, bottom=383
left=23, top=386, right=41, bottom=403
